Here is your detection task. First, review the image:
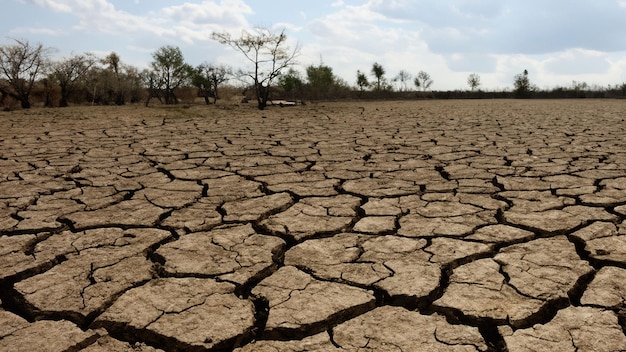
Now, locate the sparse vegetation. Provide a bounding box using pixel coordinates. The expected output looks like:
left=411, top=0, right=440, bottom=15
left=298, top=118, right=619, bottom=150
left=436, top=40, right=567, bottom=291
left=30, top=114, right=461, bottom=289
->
left=189, top=63, right=231, bottom=105
left=356, top=70, right=370, bottom=93
left=0, top=39, right=51, bottom=109
left=394, top=70, right=412, bottom=92
left=306, top=63, right=335, bottom=100
left=51, top=53, right=97, bottom=107
left=90, top=53, right=144, bottom=105
left=1, top=35, right=626, bottom=110
left=305, top=63, right=348, bottom=100
left=371, top=62, right=386, bottom=91
left=279, top=68, right=304, bottom=101
left=211, top=27, right=300, bottom=110
left=467, top=73, right=481, bottom=92
left=414, top=71, right=433, bottom=92
left=147, top=46, right=191, bottom=105
left=513, top=69, right=533, bottom=98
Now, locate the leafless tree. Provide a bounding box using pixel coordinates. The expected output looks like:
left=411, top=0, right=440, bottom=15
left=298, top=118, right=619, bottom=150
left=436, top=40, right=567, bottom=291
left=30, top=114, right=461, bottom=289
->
left=395, top=70, right=412, bottom=91
left=414, top=70, right=433, bottom=92
left=50, top=53, right=97, bottom=107
left=0, top=39, right=51, bottom=108
left=101, top=52, right=127, bottom=105
left=86, top=53, right=144, bottom=105
left=212, top=28, right=300, bottom=109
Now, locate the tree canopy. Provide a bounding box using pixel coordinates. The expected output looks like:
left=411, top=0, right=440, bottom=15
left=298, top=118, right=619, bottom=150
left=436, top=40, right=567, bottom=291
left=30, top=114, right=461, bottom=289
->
left=212, top=28, right=300, bottom=109
left=149, top=45, right=191, bottom=105
left=513, top=69, right=532, bottom=98
left=371, top=62, right=385, bottom=91
left=189, top=63, right=231, bottom=105
left=51, top=53, right=97, bottom=107
left=467, top=73, right=481, bottom=91
left=4, top=35, right=626, bottom=109
left=414, top=71, right=433, bottom=92
left=0, top=39, right=50, bottom=108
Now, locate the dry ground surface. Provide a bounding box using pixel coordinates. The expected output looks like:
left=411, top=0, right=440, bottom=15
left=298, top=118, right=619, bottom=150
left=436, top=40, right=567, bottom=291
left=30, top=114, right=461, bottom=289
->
left=1, top=99, right=626, bottom=351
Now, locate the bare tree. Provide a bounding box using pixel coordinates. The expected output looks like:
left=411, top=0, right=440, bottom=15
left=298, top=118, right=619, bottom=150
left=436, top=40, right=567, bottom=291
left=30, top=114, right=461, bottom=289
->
left=85, top=53, right=144, bottom=105
left=467, top=73, right=481, bottom=91
left=395, top=70, right=412, bottom=91
left=0, top=39, right=51, bottom=108
left=212, top=28, right=300, bottom=109
left=121, top=64, right=145, bottom=103
left=50, top=53, right=97, bottom=107
left=414, top=70, right=433, bottom=92
left=102, top=52, right=127, bottom=105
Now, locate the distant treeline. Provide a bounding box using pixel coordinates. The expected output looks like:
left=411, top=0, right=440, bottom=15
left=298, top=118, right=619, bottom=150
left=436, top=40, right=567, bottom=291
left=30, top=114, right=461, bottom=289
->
left=4, top=79, right=625, bottom=111
left=352, top=87, right=626, bottom=100
left=272, top=85, right=626, bottom=102
left=2, top=38, right=626, bottom=111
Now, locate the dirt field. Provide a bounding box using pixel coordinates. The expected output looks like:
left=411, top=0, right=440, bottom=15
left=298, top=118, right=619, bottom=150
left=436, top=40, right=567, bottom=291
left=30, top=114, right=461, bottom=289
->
left=1, top=99, right=626, bottom=351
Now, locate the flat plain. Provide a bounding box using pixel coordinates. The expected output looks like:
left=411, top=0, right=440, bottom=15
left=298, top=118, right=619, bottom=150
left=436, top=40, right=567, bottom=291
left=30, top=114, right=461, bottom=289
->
left=1, top=99, right=626, bottom=351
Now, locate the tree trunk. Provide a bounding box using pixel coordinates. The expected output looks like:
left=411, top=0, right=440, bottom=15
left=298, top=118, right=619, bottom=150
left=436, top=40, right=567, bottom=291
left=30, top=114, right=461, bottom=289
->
left=20, top=93, right=31, bottom=109
left=212, top=83, right=220, bottom=103
left=43, top=80, right=54, bottom=108
left=59, top=86, right=69, bottom=107
left=170, top=90, right=177, bottom=104
left=163, top=89, right=177, bottom=105
left=256, top=84, right=269, bottom=110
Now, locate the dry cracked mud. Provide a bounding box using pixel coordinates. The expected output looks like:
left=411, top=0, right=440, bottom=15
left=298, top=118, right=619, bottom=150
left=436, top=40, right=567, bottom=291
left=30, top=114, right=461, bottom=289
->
left=1, top=99, right=626, bottom=351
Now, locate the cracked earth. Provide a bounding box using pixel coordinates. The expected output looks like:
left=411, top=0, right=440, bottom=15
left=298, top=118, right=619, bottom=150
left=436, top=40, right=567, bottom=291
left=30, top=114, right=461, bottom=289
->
left=1, top=100, right=626, bottom=351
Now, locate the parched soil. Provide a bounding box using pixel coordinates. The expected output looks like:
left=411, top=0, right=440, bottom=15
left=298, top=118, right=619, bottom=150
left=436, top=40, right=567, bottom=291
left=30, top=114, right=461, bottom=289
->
left=1, top=99, right=626, bottom=351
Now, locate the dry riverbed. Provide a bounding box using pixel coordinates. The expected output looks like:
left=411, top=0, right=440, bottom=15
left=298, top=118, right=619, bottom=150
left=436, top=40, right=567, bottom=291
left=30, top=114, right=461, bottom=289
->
left=1, top=99, right=626, bottom=351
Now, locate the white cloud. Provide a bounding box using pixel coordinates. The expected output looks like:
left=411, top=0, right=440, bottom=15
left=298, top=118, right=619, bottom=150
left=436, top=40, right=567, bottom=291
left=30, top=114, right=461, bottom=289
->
left=24, top=0, right=252, bottom=42
left=544, top=49, right=610, bottom=75
left=271, top=22, right=303, bottom=34
left=364, top=0, right=626, bottom=55
left=159, top=0, right=252, bottom=28
left=446, top=53, right=497, bottom=73
left=8, top=0, right=626, bottom=90
left=28, top=0, right=74, bottom=13
left=452, top=0, right=504, bottom=20
left=307, top=4, right=403, bottom=48
left=10, top=26, right=66, bottom=36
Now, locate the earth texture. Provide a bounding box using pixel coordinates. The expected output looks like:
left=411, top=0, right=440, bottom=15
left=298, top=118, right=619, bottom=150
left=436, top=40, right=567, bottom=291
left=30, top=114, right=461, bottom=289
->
left=1, top=99, right=626, bottom=351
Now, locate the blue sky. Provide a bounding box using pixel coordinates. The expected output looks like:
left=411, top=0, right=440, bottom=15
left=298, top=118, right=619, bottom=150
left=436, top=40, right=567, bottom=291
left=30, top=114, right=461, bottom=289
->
left=2, top=0, right=626, bottom=90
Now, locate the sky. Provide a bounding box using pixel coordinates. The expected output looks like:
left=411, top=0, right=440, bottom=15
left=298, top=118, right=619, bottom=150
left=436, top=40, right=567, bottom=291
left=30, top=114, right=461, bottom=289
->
left=2, top=0, right=626, bottom=91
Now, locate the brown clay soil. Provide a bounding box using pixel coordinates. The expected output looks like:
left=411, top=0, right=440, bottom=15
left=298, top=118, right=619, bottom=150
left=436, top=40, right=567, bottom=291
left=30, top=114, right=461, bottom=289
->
left=1, top=99, right=626, bottom=351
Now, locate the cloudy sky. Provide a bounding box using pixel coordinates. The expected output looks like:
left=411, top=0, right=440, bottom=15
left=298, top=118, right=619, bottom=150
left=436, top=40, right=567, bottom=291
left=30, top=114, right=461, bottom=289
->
left=2, top=0, right=626, bottom=90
